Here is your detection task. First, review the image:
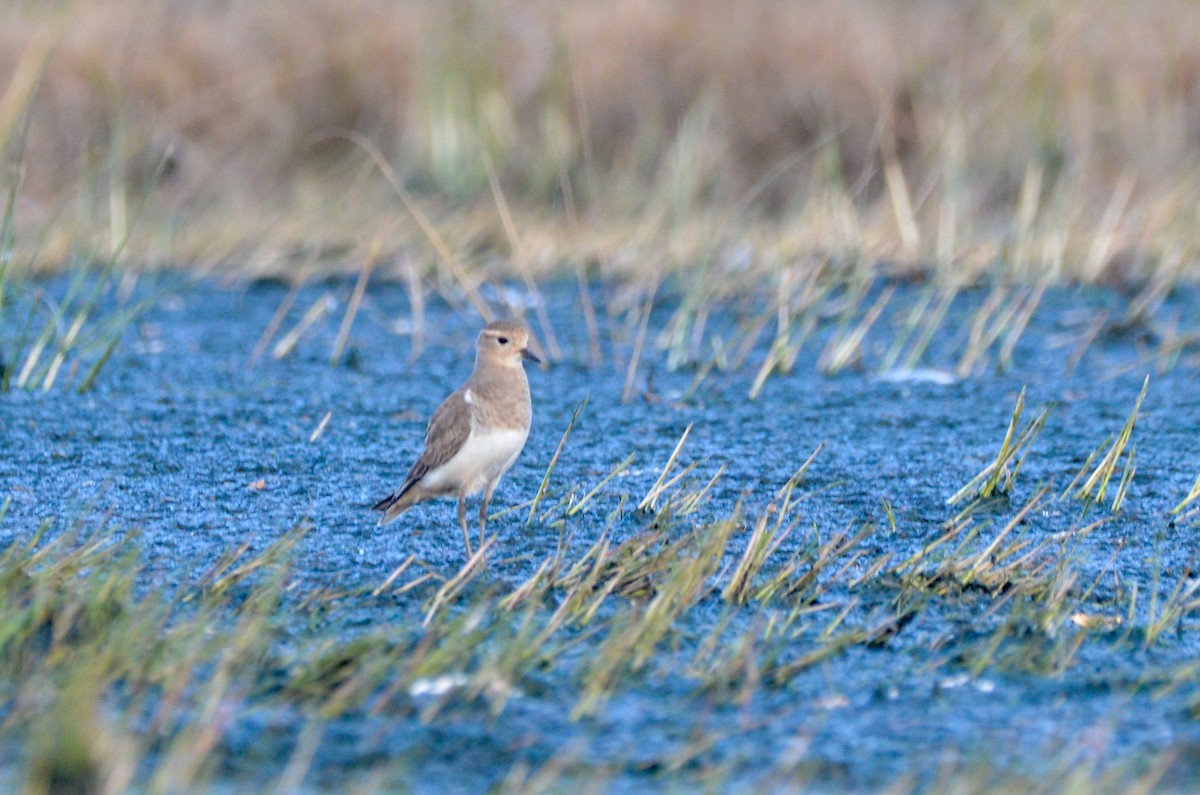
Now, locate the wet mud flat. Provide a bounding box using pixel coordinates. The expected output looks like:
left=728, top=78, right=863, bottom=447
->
left=3, top=275, right=1200, bottom=792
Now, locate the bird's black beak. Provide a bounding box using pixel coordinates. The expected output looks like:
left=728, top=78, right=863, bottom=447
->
left=521, top=347, right=541, bottom=364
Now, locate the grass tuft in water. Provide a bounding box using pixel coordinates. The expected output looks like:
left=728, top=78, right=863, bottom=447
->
left=1072, top=375, right=1149, bottom=510
left=948, top=387, right=1051, bottom=505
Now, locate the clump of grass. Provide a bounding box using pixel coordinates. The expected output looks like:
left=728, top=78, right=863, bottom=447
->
left=0, top=39, right=159, bottom=393
left=1069, top=375, right=1149, bottom=510
left=947, top=387, right=1052, bottom=505
left=1143, top=568, right=1200, bottom=649
left=722, top=447, right=823, bottom=604
left=1, top=264, right=160, bottom=393
left=898, top=489, right=1060, bottom=599
left=711, top=461, right=881, bottom=610
left=571, top=563, right=711, bottom=717
left=0, top=514, right=312, bottom=792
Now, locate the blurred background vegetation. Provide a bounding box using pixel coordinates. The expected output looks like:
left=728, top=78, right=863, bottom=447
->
left=4, top=0, right=1200, bottom=284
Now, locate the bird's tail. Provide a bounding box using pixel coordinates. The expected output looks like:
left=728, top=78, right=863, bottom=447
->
left=371, top=484, right=422, bottom=526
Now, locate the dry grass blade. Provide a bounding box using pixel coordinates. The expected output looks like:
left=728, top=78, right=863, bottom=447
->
left=665, top=463, right=724, bottom=518
left=423, top=537, right=496, bottom=626
left=1125, top=247, right=1188, bottom=327
left=529, top=397, right=587, bottom=523
left=1075, top=375, right=1149, bottom=508
left=621, top=282, right=658, bottom=404
left=497, top=743, right=591, bottom=795
left=956, top=283, right=1046, bottom=376
left=1009, top=164, right=1042, bottom=275
left=394, top=571, right=439, bottom=595
left=372, top=554, right=417, bottom=597
left=0, top=5, right=67, bottom=152
left=723, top=442, right=825, bottom=604
left=400, top=255, right=427, bottom=362
left=207, top=522, right=311, bottom=597
left=567, top=453, right=635, bottom=517
left=1174, top=473, right=1200, bottom=517
left=998, top=281, right=1047, bottom=370
left=574, top=265, right=601, bottom=367
left=498, top=556, right=555, bottom=613
left=747, top=263, right=828, bottom=399
left=961, top=488, right=1048, bottom=584
left=763, top=523, right=874, bottom=604
left=74, top=333, right=122, bottom=394
left=882, top=129, right=919, bottom=256
left=955, top=286, right=1005, bottom=376
left=309, top=411, right=332, bottom=443
left=880, top=286, right=960, bottom=373
left=336, top=131, right=492, bottom=322
left=482, top=148, right=559, bottom=362
left=638, top=424, right=693, bottom=512
left=891, top=515, right=976, bottom=576
left=331, top=237, right=380, bottom=366
left=249, top=279, right=302, bottom=367
left=1083, top=175, right=1135, bottom=280
left=766, top=603, right=902, bottom=684
left=273, top=719, right=324, bottom=794
left=273, top=293, right=335, bottom=360
left=721, top=504, right=777, bottom=605
left=818, top=283, right=894, bottom=374
left=1110, top=444, right=1137, bottom=513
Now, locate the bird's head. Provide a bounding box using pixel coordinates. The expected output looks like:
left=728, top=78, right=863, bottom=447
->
left=478, top=320, right=540, bottom=368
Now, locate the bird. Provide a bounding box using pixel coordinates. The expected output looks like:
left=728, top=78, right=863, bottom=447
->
left=372, top=319, right=539, bottom=554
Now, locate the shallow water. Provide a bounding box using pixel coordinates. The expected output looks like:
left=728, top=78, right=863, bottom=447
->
left=3, top=276, right=1200, bottom=791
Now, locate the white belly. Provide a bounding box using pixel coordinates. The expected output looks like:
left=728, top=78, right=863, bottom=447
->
left=421, top=427, right=528, bottom=496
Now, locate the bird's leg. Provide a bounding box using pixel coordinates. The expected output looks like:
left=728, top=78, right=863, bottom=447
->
left=479, top=481, right=499, bottom=548
left=457, top=496, right=473, bottom=556
left=478, top=495, right=490, bottom=548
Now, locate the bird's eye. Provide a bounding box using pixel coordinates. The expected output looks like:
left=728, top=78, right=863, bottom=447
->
left=497, top=336, right=509, bottom=345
